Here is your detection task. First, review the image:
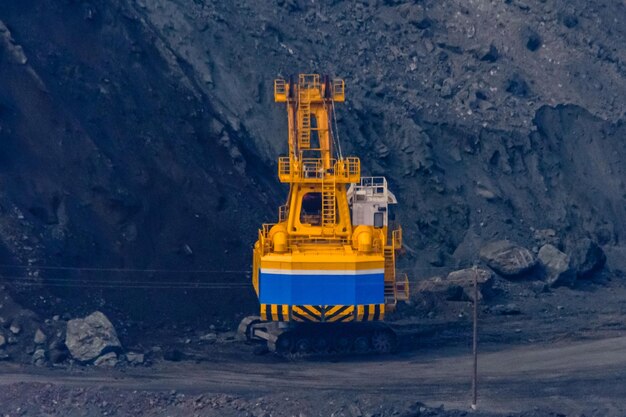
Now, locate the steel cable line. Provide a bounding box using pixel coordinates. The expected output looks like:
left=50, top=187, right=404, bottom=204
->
left=0, top=277, right=251, bottom=290
left=1, top=282, right=250, bottom=290
left=0, top=274, right=248, bottom=285
left=0, top=277, right=250, bottom=288
left=331, top=99, right=343, bottom=159
left=0, top=264, right=249, bottom=274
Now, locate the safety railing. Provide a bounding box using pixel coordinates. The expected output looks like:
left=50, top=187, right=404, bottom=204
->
left=278, top=205, right=289, bottom=222
left=252, top=250, right=260, bottom=293
left=299, top=74, right=320, bottom=89
left=288, top=235, right=350, bottom=247
left=336, top=157, right=360, bottom=180
left=258, top=224, right=275, bottom=255
left=302, top=158, right=324, bottom=178
left=392, top=227, right=402, bottom=250
left=274, top=79, right=287, bottom=102
left=262, top=223, right=274, bottom=237
left=358, top=176, right=387, bottom=189
left=257, top=229, right=268, bottom=255
left=277, top=157, right=360, bottom=183
left=332, top=79, right=345, bottom=102
left=278, top=157, right=294, bottom=180
left=395, top=273, right=410, bottom=301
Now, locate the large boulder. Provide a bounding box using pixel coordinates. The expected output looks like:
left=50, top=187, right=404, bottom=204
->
left=538, top=244, right=575, bottom=287
left=569, top=238, right=606, bottom=278
left=479, top=240, right=536, bottom=277
left=417, top=268, right=493, bottom=301
left=65, top=311, right=121, bottom=362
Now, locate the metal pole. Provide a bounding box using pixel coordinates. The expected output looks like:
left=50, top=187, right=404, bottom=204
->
left=471, top=265, right=478, bottom=410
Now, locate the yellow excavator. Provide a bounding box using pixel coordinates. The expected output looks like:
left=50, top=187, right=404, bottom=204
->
left=238, top=74, right=409, bottom=355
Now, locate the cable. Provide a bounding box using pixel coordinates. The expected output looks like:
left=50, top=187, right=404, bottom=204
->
left=1, top=279, right=249, bottom=287
left=0, top=276, right=249, bottom=289
left=0, top=264, right=249, bottom=274
left=331, top=99, right=343, bottom=160
left=0, top=274, right=247, bottom=283
left=327, top=100, right=340, bottom=160
left=2, top=282, right=250, bottom=290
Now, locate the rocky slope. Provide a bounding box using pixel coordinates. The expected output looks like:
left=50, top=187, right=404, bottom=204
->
left=0, top=0, right=625, bottom=322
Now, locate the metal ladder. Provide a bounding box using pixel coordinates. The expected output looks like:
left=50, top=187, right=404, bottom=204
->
left=383, top=246, right=396, bottom=305
left=298, top=89, right=311, bottom=149
left=321, top=176, right=336, bottom=229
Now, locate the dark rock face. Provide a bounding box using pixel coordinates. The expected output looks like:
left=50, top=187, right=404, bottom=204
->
left=0, top=0, right=624, bottom=321
left=480, top=241, right=536, bottom=277
left=49, top=348, right=69, bottom=364
left=569, top=239, right=607, bottom=279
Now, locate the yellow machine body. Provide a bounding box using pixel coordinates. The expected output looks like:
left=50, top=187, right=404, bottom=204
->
left=252, top=74, right=408, bottom=324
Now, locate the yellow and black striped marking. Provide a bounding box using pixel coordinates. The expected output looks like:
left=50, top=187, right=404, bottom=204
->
left=291, top=305, right=323, bottom=322
left=356, top=304, right=385, bottom=321
left=261, top=304, right=385, bottom=322
left=324, top=305, right=355, bottom=322
left=260, top=304, right=289, bottom=321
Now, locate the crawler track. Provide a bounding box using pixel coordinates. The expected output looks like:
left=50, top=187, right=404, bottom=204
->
left=239, top=316, right=397, bottom=357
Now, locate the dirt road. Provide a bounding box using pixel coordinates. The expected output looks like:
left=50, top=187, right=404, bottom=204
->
left=2, top=335, right=626, bottom=415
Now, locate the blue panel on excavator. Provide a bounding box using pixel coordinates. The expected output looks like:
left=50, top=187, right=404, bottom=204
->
left=258, top=270, right=384, bottom=305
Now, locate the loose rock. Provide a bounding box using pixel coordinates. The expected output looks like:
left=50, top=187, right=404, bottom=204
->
left=446, top=268, right=494, bottom=301
left=480, top=240, right=537, bottom=277
left=417, top=268, right=494, bottom=302
left=32, top=348, right=46, bottom=366
left=65, top=311, right=122, bottom=362
left=126, top=352, right=145, bottom=365
left=538, top=244, right=575, bottom=287
left=94, top=352, right=118, bottom=367
left=34, top=328, right=47, bottom=344
left=9, top=322, right=21, bottom=335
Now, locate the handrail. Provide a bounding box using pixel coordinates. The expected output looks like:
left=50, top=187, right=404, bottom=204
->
left=299, top=74, right=320, bottom=88
left=277, top=157, right=360, bottom=183
left=395, top=273, right=410, bottom=301
left=278, top=205, right=289, bottom=222
left=289, top=236, right=350, bottom=248
left=332, top=79, right=345, bottom=102
left=274, top=79, right=287, bottom=102
left=392, top=227, right=402, bottom=249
